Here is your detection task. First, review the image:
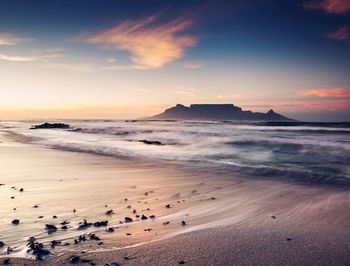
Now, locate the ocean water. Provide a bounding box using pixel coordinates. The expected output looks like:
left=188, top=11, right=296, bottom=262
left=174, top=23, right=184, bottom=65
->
left=2, top=120, right=350, bottom=187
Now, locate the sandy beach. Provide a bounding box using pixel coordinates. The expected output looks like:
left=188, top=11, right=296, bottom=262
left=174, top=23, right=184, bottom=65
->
left=1, top=130, right=350, bottom=265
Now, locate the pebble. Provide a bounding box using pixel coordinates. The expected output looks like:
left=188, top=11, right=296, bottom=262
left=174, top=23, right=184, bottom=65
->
left=12, top=219, right=20, bottom=225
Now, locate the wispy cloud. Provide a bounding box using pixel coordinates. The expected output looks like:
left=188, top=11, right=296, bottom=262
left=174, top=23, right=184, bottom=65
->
left=0, top=32, right=31, bottom=45
left=48, top=63, right=95, bottom=72
left=0, top=50, right=64, bottom=63
left=298, top=87, right=350, bottom=97
left=304, top=0, right=350, bottom=14
left=326, top=26, right=349, bottom=40
left=182, top=62, right=203, bottom=69
left=83, top=15, right=197, bottom=69
left=173, top=87, right=198, bottom=97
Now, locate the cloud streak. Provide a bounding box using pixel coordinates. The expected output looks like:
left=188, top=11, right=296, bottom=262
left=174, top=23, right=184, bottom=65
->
left=84, top=15, right=197, bottom=69
left=0, top=51, right=63, bottom=63
left=0, top=32, right=31, bottom=45
left=298, top=87, right=350, bottom=97
left=304, top=0, right=350, bottom=14
left=326, top=26, right=349, bottom=40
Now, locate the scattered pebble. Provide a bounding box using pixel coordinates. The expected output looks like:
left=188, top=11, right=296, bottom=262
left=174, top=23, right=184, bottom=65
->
left=181, top=221, right=186, bottom=226
left=11, top=219, right=20, bottom=225
left=125, top=217, right=133, bottom=223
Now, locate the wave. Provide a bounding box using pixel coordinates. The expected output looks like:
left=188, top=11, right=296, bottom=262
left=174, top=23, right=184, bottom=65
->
left=2, top=120, right=350, bottom=187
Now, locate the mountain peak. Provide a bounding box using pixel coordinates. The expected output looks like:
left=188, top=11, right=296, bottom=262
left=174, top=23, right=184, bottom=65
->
left=151, top=104, right=294, bottom=121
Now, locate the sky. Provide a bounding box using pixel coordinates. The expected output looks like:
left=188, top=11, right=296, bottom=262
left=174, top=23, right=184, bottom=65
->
left=0, top=0, right=349, bottom=121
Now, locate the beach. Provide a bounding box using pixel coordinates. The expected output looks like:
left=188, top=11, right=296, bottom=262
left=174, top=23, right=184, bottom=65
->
left=1, top=125, right=350, bottom=265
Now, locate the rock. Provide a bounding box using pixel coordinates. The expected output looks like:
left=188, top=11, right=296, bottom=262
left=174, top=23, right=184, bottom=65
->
left=141, top=215, right=148, bottom=220
left=94, top=220, right=108, bottom=227
left=10, top=196, right=14, bottom=199
left=3, top=258, right=10, bottom=265
left=60, top=220, right=69, bottom=225
left=19, top=188, right=24, bottom=192
left=181, top=221, right=186, bottom=226
left=0, top=241, right=5, bottom=247
left=106, top=227, right=115, bottom=233
left=61, top=225, right=68, bottom=230
left=53, top=215, right=57, bottom=219
left=139, top=140, right=163, bottom=145
left=286, top=238, right=292, bottom=241
left=79, top=235, right=86, bottom=242
left=211, top=197, right=216, bottom=200
left=11, top=219, right=19, bottom=225
left=178, top=260, right=186, bottom=264
left=271, top=215, right=276, bottom=219
left=124, top=217, right=133, bottom=223
left=51, top=240, right=61, bottom=248
left=69, top=256, right=80, bottom=264
left=78, top=219, right=92, bottom=229
left=38, top=216, right=44, bottom=218
left=163, top=221, right=170, bottom=225
left=149, top=215, right=156, bottom=219
left=89, top=233, right=100, bottom=241
left=45, top=224, right=57, bottom=232
left=33, top=204, right=39, bottom=208
left=105, top=209, right=114, bottom=215
left=165, top=204, right=171, bottom=208
left=30, top=122, right=70, bottom=130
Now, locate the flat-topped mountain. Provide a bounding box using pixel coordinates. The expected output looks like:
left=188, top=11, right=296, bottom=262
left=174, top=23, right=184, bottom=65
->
left=151, top=104, right=294, bottom=121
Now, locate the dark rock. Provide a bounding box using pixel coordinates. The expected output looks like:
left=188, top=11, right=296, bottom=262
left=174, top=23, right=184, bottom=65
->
left=286, top=238, right=292, bottom=241
left=45, top=224, right=57, bottom=231
left=165, top=204, right=171, bottom=208
left=141, top=215, right=148, bottom=220
left=61, top=225, right=68, bottom=230
left=78, top=219, right=92, bottom=229
left=3, top=258, right=10, bottom=265
left=89, top=233, right=100, bottom=241
left=139, top=140, right=163, bottom=145
left=271, top=215, right=276, bottom=219
left=94, top=220, right=108, bottom=227
left=0, top=241, right=4, bottom=248
left=149, top=215, right=156, bottom=219
left=178, top=260, right=186, bottom=264
left=33, top=204, right=39, bottom=208
left=124, top=217, right=133, bottom=223
left=10, top=196, right=14, bottom=199
left=11, top=219, right=19, bottom=225
left=38, top=216, right=44, bottom=218
left=69, top=256, right=80, bottom=264
left=51, top=240, right=61, bottom=248
left=60, top=220, right=69, bottom=225
left=163, top=221, right=170, bottom=225
left=79, top=235, right=86, bottom=242
left=181, top=221, right=186, bottom=226
left=53, top=215, right=57, bottom=219
left=19, top=188, right=24, bottom=192
left=30, top=122, right=70, bottom=130
left=106, top=227, right=115, bottom=233
left=105, top=209, right=114, bottom=215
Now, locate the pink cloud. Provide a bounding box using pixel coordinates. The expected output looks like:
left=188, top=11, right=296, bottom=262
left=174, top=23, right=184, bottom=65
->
left=304, top=0, right=350, bottom=14
left=326, top=26, right=349, bottom=40
left=297, top=87, right=350, bottom=97
left=83, top=15, right=197, bottom=69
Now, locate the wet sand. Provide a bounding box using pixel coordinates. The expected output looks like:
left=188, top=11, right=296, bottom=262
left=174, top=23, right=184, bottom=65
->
left=1, top=132, right=350, bottom=265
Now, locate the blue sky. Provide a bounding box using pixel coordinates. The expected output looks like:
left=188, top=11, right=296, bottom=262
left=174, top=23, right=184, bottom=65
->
left=0, top=0, right=349, bottom=121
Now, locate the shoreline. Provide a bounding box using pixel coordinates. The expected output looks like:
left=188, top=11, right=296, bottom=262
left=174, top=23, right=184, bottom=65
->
left=1, top=132, right=350, bottom=265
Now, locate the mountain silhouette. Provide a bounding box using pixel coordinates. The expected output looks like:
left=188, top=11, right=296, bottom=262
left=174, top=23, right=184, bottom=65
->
left=151, top=104, right=294, bottom=121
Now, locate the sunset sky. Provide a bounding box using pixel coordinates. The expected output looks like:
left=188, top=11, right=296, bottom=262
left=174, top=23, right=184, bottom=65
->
left=0, top=0, right=349, bottom=121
